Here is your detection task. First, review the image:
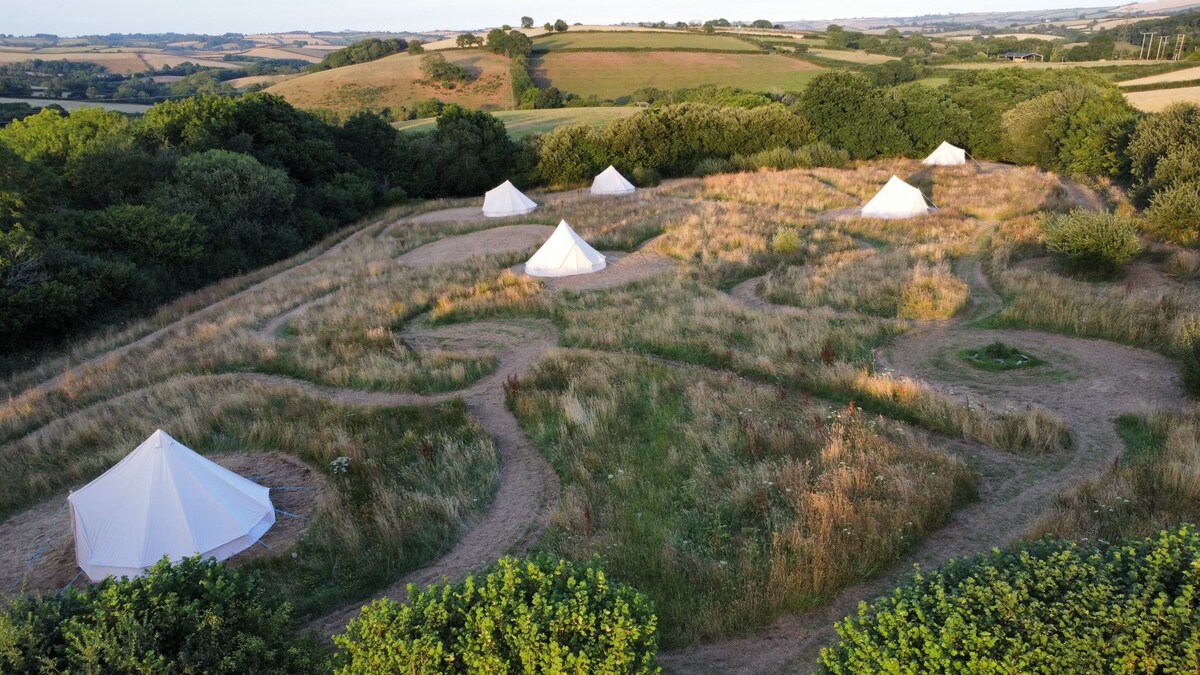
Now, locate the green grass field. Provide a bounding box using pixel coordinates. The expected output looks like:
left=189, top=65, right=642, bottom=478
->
left=531, top=31, right=762, bottom=52
left=532, top=52, right=825, bottom=99
left=393, top=107, right=640, bottom=138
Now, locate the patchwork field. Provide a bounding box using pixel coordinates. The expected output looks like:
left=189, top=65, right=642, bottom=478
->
left=532, top=51, right=826, bottom=98
left=268, top=49, right=514, bottom=112
left=1126, top=84, right=1200, bottom=111
left=806, top=47, right=899, bottom=64
left=393, top=106, right=640, bottom=138
left=531, top=31, right=763, bottom=52
left=0, top=49, right=151, bottom=75
left=1119, top=64, right=1200, bottom=87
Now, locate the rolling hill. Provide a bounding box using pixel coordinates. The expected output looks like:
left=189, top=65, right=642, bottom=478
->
left=268, top=49, right=513, bottom=113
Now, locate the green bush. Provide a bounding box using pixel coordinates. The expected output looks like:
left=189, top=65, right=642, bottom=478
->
left=819, top=525, right=1200, bottom=673
left=1185, top=336, right=1200, bottom=397
left=1040, top=209, right=1142, bottom=277
left=629, top=165, right=661, bottom=188
left=0, top=557, right=322, bottom=674
left=333, top=556, right=659, bottom=674
left=771, top=226, right=803, bottom=256
left=1144, top=180, right=1200, bottom=247
left=692, top=157, right=736, bottom=177
left=733, top=142, right=851, bottom=172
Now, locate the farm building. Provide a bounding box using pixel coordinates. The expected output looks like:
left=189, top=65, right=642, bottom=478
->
left=1000, top=51, right=1044, bottom=62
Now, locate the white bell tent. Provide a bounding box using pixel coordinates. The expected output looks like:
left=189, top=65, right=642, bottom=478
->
left=922, top=141, right=969, bottom=167
left=590, top=166, right=636, bottom=195
left=482, top=180, right=538, bottom=218
left=68, top=429, right=276, bottom=582
left=525, top=220, right=606, bottom=277
left=860, top=175, right=935, bottom=220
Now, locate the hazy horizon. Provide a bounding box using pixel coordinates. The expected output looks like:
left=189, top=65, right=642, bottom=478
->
left=6, top=0, right=1120, bottom=37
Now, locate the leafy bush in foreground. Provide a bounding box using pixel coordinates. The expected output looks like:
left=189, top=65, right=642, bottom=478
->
left=1144, top=180, right=1200, bottom=247
left=819, top=525, right=1200, bottom=674
left=334, top=556, right=659, bottom=674
left=0, top=557, right=322, bottom=674
left=1040, top=209, right=1142, bottom=277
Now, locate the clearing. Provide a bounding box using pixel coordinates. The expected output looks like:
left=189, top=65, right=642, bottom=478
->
left=0, top=160, right=1191, bottom=672
left=532, top=51, right=825, bottom=99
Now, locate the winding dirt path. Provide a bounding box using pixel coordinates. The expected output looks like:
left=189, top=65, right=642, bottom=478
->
left=662, top=244, right=1185, bottom=673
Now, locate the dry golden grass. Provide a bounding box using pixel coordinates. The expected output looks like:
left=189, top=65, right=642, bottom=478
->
left=1126, top=86, right=1200, bottom=113
left=511, top=350, right=976, bottom=645
left=268, top=50, right=514, bottom=113
left=1029, top=409, right=1200, bottom=544
left=670, top=169, right=857, bottom=214
left=762, top=246, right=969, bottom=320
left=930, top=164, right=1066, bottom=220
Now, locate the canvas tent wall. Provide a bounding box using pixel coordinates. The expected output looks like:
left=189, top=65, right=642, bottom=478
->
left=482, top=180, right=538, bottom=218
left=68, top=429, right=275, bottom=582
left=923, top=141, right=968, bottom=167
left=525, top=220, right=606, bottom=277
left=590, top=166, right=636, bottom=195
left=860, top=175, right=934, bottom=219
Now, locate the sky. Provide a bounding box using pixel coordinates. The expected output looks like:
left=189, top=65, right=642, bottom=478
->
left=6, top=0, right=1119, bottom=37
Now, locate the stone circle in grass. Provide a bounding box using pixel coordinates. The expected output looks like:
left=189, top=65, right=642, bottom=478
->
left=960, top=341, right=1043, bottom=372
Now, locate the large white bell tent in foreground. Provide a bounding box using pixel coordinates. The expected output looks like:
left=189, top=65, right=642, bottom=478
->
left=525, top=220, right=606, bottom=277
left=68, top=429, right=275, bottom=582
left=482, top=180, right=538, bottom=218
left=590, top=166, right=636, bottom=195
left=922, top=141, right=969, bottom=167
left=860, top=175, right=934, bottom=220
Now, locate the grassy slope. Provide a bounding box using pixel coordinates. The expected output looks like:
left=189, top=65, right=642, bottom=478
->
left=532, top=52, right=824, bottom=99
left=392, top=107, right=640, bottom=138
left=268, top=49, right=514, bottom=112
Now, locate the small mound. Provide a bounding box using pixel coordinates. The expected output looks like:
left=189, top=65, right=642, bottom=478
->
left=0, top=452, right=328, bottom=595
left=398, top=225, right=554, bottom=267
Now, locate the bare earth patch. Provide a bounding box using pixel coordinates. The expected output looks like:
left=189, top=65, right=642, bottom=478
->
left=0, top=452, right=327, bottom=596
left=398, top=224, right=554, bottom=267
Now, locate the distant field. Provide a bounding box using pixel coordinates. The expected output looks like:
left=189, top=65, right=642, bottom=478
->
left=0, top=50, right=149, bottom=75
left=1126, top=85, right=1200, bottom=111
left=806, top=48, right=898, bottom=64
left=269, top=50, right=513, bottom=113
left=242, top=46, right=323, bottom=63
left=393, top=106, right=640, bottom=138
left=227, top=74, right=299, bottom=89
left=532, top=52, right=824, bottom=99
left=946, top=33, right=1059, bottom=41
left=1119, top=65, right=1200, bottom=87
left=941, top=59, right=1171, bottom=71
left=915, top=76, right=952, bottom=88
left=532, top=31, right=761, bottom=52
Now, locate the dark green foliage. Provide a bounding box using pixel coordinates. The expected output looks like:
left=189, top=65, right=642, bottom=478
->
left=819, top=526, right=1200, bottom=674
left=0, top=557, right=324, bottom=674
left=534, top=103, right=814, bottom=185
left=1185, top=338, right=1200, bottom=397
left=313, top=38, right=409, bottom=71
left=800, top=72, right=908, bottom=159
left=0, top=95, right=425, bottom=353
left=420, top=53, right=471, bottom=84
left=333, top=556, right=659, bottom=674
left=1128, top=103, right=1200, bottom=205
left=1002, top=84, right=1138, bottom=178
left=394, top=104, right=521, bottom=198
left=1040, top=210, right=1142, bottom=277
left=485, top=29, right=533, bottom=57
left=554, top=19, right=569, bottom=32
left=1144, top=180, right=1200, bottom=246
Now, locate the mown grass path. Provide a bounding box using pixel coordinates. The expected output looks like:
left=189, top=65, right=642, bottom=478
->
left=659, top=188, right=1188, bottom=673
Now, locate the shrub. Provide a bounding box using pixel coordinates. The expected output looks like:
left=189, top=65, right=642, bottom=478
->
left=1185, top=336, right=1200, bottom=397
left=692, top=157, right=736, bottom=177
left=1144, top=180, right=1200, bottom=247
left=629, top=165, right=661, bottom=187
left=819, top=525, right=1200, bottom=673
left=334, top=556, right=659, bottom=674
left=771, top=226, right=803, bottom=256
left=0, top=557, right=322, bottom=674
left=1040, top=209, right=1141, bottom=277
left=733, top=143, right=851, bottom=172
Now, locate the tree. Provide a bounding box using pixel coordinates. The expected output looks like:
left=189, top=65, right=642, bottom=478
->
left=455, top=33, right=478, bottom=48
left=1127, top=102, right=1200, bottom=204
left=800, top=72, right=908, bottom=158
left=703, top=22, right=716, bottom=34
left=554, top=19, right=568, bottom=32
left=751, top=19, right=773, bottom=29
left=521, top=16, right=534, bottom=29
left=544, top=22, right=554, bottom=33
left=407, top=40, right=425, bottom=55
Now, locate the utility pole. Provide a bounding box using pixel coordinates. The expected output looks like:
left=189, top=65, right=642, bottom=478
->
left=1139, top=32, right=1154, bottom=59
left=1174, top=34, right=1186, bottom=61
left=1158, top=34, right=1168, bottom=60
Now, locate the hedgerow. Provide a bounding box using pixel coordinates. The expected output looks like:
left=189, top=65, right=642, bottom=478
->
left=819, top=525, right=1200, bottom=674
left=0, top=557, right=323, bottom=674
left=334, top=556, right=660, bottom=674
